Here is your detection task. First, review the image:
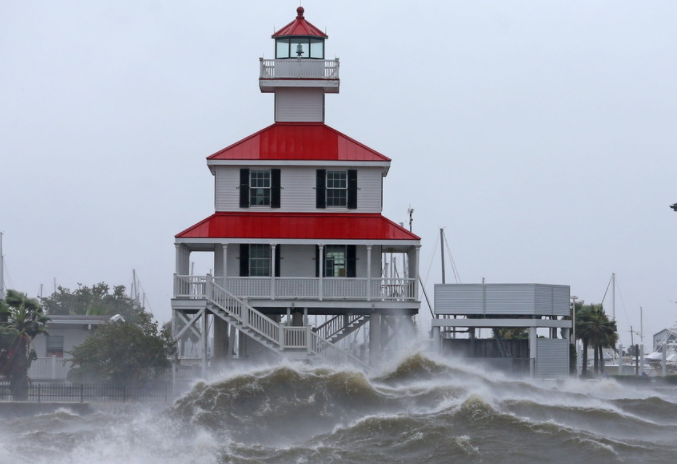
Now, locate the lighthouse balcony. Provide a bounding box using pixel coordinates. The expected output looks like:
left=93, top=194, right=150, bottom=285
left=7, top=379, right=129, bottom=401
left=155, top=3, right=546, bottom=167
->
left=173, top=274, right=418, bottom=310
left=259, top=58, right=340, bottom=93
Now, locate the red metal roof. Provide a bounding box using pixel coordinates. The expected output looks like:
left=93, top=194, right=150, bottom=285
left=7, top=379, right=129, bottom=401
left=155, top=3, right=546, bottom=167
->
left=176, top=213, right=420, bottom=241
left=273, top=7, right=327, bottom=38
left=207, top=123, right=391, bottom=162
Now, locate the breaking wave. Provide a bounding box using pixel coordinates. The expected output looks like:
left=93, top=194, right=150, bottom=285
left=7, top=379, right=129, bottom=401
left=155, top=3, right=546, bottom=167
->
left=1, top=352, right=677, bottom=463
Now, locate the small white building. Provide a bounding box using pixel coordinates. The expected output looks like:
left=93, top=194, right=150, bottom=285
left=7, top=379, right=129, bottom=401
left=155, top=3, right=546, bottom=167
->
left=432, top=283, right=572, bottom=378
left=30, top=315, right=109, bottom=380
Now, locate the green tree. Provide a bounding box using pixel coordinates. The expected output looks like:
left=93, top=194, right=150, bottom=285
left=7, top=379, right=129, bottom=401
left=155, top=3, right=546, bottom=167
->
left=68, top=312, right=176, bottom=387
left=0, top=290, right=50, bottom=399
left=576, top=304, right=617, bottom=376
left=40, top=283, right=145, bottom=322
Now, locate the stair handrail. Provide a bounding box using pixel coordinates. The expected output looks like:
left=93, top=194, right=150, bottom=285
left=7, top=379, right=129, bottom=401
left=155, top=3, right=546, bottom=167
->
left=208, top=279, right=280, bottom=348
left=314, top=314, right=364, bottom=341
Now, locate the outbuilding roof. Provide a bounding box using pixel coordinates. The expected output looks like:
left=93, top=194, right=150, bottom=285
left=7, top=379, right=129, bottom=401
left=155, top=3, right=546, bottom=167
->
left=207, top=122, right=391, bottom=162
left=272, top=7, right=327, bottom=38
left=176, top=212, right=419, bottom=241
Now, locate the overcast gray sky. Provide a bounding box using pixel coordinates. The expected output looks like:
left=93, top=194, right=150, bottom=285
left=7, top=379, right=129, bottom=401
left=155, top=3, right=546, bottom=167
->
left=1, top=1, right=676, bottom=347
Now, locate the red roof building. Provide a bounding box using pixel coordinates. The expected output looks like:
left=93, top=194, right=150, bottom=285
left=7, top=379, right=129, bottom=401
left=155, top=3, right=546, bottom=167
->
left=172, top=8, right=420, bottom=369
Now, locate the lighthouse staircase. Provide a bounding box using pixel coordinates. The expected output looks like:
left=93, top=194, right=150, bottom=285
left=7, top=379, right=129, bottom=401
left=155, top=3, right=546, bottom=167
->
left=315, top=314, right=370, bottom=344
left=206, top=280, right=367, bottom=369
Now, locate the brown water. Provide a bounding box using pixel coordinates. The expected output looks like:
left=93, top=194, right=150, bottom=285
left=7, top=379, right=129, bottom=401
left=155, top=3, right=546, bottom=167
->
left=1, top=352, right=676, bottom=464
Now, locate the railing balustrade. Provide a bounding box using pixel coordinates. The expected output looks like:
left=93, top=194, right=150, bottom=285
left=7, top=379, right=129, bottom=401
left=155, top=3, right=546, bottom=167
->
left=28, top=357, right=72, bottom=380
left=176, top=275, right=416, bottom=302
left=259, top=58, right=339, bottom=79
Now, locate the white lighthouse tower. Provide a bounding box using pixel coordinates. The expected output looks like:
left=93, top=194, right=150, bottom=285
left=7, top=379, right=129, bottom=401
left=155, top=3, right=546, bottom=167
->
left=172, top=7, right=421, bottom=374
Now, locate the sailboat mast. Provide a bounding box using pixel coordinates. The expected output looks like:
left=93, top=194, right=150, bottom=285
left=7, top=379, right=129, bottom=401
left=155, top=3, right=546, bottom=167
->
left=612, top=272, right=616, bottom=320
left=440, top=228, right=446, bottom=284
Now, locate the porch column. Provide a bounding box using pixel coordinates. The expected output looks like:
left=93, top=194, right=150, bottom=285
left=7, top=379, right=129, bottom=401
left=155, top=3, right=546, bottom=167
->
left=366, top=245, right=372, bottom=301
left=175, top=244, right=190, bottom=275
left=318, top=244, right=324, bottom=301
left=271, top=244, right=276, bottom=300
left=222, top=244, right=228, bottom=279
left=407, top=246, right=421, bottom=300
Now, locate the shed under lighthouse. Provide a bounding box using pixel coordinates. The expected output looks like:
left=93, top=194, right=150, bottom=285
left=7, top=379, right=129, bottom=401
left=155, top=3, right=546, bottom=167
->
left=172, top=7, right=420, bottom=375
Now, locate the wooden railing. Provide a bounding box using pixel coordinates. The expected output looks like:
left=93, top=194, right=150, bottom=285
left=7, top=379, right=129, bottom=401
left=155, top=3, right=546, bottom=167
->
left=176, top=275, right=417, bottom=302
left=259, top=58, right=340, bottom=79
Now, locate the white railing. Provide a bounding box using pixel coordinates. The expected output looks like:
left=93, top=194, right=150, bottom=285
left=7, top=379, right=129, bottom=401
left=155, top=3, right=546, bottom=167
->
left=174, top=274, right=208, bottom=299
left=275, top=278, right=319, bottom=298
left=28, top=357, right=72, bottom=380
left=259, top=58, right=340, bottom=79
left=176, top=275, right=417, bottom=302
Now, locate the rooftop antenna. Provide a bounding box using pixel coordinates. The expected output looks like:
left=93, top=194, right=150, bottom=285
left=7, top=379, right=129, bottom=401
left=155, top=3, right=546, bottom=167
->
left=408, top=207, right=414, bottom=232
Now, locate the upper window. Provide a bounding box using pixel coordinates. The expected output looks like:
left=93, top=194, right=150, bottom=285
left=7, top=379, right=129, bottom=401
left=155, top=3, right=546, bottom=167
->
left=250, top=170, right=271, bottom=206
left=240, top=168, right=281, bottom=208
left=316, top=169, right=357, bottom=209
left=326, top=171, right=347, bottom=207
left=275, top=38, right=324, bottom=59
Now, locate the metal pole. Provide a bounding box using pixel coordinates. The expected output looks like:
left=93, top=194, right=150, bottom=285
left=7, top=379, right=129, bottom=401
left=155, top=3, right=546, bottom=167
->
left=612, top=273, right=616, bottom=321
left=440, top=229, right=446, bottom=284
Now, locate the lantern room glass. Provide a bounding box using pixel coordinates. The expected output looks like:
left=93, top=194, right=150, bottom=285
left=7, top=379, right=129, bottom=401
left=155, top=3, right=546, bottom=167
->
left=275, top=38, right=324, bottom=59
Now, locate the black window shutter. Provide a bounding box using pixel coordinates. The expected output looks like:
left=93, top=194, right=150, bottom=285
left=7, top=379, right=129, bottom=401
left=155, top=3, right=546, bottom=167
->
left=239, top=169, right=250, bottom=208
left=347, top=245, right=357, bottom=278
left=316, top=169, right=326, bottom=209
left=271, top=169, right=281, bottom=208
left=315, top=245, right=321, bottom=277
left=274, top=245, right=281, bottom=277
left=239, top=244, right=249, bottom=277
left=347, top=170, right=358, bottom=209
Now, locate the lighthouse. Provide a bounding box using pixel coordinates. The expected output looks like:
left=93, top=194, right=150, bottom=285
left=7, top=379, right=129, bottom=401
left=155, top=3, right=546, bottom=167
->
left=171, top=7, right=421, bottom=374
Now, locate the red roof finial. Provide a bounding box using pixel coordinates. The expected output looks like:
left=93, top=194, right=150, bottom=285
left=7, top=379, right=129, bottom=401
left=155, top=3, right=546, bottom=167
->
left=296, top=6, right=304, bottom=19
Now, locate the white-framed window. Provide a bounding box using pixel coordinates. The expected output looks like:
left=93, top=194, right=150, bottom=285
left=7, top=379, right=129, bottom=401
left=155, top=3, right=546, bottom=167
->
left=249, top=244, right=271, bottom=276
left=326, top=170, right=347, bottom=207
left=249, top=170, right=271, bottom=206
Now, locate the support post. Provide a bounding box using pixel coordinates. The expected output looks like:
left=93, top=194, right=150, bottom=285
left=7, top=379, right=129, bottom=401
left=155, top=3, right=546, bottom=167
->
left=202, top=310, right=209, bottom=379
left=366, top=245, right=372, bottom=301
left=271, top=244, right=276, bottom=300
left=318, top=245, right=324, bottom=301
left=529, top=326, right=537, bottom=378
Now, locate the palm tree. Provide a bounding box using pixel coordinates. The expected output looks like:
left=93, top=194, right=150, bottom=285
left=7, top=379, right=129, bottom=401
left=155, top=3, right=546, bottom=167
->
left=576, top=304, right=617, bottom=377
left=0, top=290, right=50, bottom=400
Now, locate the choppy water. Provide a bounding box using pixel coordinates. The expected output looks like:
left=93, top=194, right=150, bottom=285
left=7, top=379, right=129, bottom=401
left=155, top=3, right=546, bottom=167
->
left=1, top=352, right=677, bottom=464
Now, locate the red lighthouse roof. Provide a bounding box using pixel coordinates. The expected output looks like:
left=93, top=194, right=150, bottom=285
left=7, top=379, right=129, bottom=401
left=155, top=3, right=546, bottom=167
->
left=176, top=212, right=420, bottom=241
left=272, top=7, right=327, bottom=38
left=207, top=123, right=391, bottom=163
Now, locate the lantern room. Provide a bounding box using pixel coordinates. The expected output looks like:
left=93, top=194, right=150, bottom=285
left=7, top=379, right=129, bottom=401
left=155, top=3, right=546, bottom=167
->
left=259, top=7, right=339, bottom=96
left=273, top=7, right=326, bottom=59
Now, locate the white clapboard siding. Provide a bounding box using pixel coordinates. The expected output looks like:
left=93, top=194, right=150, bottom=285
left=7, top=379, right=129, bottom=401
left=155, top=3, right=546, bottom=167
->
left=215, top=166, right=384, bottom=213
left=275, top=88, right=324, bottom=122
